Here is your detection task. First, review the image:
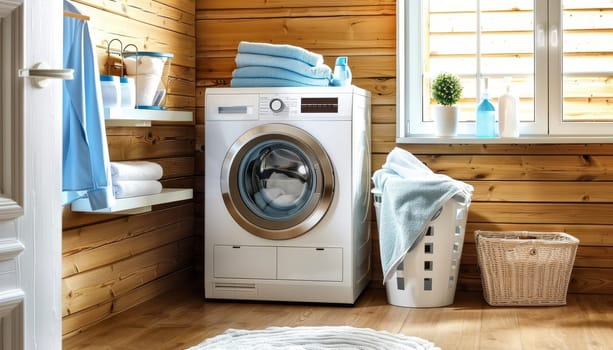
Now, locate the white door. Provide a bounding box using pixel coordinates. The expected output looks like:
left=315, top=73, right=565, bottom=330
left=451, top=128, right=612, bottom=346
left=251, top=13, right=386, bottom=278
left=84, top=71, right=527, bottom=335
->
left=1, top=0, right=62, bottom=349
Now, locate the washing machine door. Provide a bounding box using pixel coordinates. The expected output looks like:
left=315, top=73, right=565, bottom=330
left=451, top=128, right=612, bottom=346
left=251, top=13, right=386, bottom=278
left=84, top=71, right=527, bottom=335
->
left=221, top=123, right=334, bottom=240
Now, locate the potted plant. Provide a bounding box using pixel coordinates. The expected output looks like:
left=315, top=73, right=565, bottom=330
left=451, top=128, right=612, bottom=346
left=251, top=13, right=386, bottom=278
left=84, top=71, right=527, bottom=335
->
left=431, top=72, right=463, bottom=136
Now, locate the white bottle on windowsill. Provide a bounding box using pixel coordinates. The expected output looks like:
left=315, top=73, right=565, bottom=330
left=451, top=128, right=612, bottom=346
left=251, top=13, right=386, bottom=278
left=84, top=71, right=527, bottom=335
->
left=498, top=79, right=520, bottom=138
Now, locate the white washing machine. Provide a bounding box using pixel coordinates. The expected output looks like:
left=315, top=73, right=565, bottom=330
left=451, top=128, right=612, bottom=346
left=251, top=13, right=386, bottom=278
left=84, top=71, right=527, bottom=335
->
left=204, top=86, right=371, bottom=304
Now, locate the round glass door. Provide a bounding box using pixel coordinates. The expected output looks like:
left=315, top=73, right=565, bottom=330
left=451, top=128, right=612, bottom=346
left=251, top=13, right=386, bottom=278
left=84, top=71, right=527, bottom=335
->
left=221, top=124, right=334, bottom=240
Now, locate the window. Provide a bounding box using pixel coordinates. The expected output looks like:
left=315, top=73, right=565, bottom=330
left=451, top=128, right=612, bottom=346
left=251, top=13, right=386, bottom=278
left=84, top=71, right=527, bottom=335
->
left=397, top=0, right=613, bottom=141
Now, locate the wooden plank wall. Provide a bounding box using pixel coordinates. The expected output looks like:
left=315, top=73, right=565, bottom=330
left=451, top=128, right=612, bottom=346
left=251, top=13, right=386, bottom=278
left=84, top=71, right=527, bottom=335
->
left=196, top=0, right=613, bottom=296
left=62, top=0, right=197, bottom=338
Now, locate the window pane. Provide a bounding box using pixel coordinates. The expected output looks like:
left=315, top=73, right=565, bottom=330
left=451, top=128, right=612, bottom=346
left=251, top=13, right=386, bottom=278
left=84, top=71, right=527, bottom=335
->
left=425, top=0, right=476, bottom=123
left=424, top=0, right=535, bottom=123
left=479, top=3, right=535, bottom=124
left=562, top=0, right=613, bottom=122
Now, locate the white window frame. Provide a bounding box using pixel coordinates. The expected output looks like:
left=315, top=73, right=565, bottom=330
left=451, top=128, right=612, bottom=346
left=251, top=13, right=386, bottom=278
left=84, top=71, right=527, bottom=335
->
left=397, top=0, right=613, bottom=143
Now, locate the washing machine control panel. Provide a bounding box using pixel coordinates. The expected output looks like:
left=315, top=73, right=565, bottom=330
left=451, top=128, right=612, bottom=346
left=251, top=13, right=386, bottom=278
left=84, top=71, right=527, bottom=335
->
left=259, top=95, right=297, bottom=116
left=259, top=94, right=340, bottom=117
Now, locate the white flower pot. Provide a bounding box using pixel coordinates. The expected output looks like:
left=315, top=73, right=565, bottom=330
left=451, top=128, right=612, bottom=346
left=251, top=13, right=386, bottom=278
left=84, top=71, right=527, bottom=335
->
left=432, top=105, right=459, bottom=136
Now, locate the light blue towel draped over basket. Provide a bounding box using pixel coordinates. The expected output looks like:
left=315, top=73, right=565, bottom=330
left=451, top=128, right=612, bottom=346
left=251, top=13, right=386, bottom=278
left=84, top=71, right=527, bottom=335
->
left=372, top=148, right=473, bottom=284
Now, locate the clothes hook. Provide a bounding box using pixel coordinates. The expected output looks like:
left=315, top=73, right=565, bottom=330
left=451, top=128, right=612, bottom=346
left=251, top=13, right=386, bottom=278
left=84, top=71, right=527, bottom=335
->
left=106, top=38, right=124, bottom=76
left=123, top=44, right=139, bottom=78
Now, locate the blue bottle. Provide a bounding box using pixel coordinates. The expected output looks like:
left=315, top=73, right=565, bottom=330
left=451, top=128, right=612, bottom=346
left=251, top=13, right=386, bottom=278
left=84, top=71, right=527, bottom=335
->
left=476, top=78, right=497, bottom=138
left=332, top=56, right=352, bottom=86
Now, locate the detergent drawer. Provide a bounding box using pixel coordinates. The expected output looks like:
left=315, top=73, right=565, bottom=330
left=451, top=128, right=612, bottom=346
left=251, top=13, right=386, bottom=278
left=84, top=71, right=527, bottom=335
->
left=213, top=245, right=276, bottom=279
left=277, top=247, right=343, bottom=281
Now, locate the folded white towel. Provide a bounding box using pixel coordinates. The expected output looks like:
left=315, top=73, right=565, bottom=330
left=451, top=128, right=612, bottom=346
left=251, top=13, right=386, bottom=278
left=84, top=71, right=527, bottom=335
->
left=113, top=180, right=163, bottom=199
left=110, top=161, right=163, bottom=181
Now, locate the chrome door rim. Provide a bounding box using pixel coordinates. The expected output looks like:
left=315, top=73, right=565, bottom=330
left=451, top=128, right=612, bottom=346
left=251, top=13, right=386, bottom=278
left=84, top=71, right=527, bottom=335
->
left=220, top=123, right=335, bottom=240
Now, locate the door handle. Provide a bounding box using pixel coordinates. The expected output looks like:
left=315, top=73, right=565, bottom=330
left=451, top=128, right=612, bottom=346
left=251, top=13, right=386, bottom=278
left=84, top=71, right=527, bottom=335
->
left=18, top=62, right=74, bottom=88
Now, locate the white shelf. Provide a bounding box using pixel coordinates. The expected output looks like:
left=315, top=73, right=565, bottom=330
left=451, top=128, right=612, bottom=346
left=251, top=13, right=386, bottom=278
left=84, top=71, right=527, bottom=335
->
left=104, top=108, right=193, bottom=127
left=71, top=188, right=193, bottom=214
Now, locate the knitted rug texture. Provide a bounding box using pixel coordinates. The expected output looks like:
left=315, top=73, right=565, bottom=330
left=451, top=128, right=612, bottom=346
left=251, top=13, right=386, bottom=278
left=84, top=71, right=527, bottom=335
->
left=187, top=326, right=440, bottom=350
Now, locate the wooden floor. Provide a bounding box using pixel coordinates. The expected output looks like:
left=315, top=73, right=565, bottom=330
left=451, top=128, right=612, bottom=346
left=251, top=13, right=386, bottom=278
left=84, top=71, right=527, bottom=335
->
left=63, top=286, right=613, bottom=350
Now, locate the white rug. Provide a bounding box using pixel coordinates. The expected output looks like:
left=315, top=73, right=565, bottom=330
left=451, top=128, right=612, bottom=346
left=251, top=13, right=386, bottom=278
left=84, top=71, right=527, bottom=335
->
left=188, top=326, right=440, bottom=350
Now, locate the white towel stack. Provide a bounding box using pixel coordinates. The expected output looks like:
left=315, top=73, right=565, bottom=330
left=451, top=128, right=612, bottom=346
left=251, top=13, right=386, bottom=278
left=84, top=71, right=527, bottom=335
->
left=110, top=161, right=163, bottom=199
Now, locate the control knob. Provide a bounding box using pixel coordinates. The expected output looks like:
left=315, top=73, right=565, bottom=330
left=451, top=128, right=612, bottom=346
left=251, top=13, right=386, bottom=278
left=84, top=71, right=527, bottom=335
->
left=269, top=98, right=285, bottom=113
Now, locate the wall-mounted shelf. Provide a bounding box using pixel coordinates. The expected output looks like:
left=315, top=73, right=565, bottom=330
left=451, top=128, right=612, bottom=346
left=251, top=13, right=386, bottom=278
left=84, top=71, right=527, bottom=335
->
left=83, top=108, right=195, bottom=214
left=71, top=188, right=193, bottom=214
left=104, top=108, right=193, bottom=127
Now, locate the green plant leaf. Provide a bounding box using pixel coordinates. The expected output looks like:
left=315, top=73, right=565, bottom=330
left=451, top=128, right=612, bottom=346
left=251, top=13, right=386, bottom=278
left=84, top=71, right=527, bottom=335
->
left=432, top=73, right=463, bottom=106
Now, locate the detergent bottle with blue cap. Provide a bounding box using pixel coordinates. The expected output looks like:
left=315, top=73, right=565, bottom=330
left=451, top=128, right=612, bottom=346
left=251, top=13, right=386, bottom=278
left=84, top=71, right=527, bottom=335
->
left=476, top=77, right=497, bottom=138
left=332, top=56, right=352, bottom=86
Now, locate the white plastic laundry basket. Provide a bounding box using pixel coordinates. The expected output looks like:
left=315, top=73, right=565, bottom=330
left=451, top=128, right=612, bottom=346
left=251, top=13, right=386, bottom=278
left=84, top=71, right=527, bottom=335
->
left=373, top=189, right=470, bottom=307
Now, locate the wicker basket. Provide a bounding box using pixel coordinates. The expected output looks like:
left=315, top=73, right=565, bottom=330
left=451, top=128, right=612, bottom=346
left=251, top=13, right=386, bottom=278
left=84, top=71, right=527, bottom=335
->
left=474, top=230, right=579, bottom=306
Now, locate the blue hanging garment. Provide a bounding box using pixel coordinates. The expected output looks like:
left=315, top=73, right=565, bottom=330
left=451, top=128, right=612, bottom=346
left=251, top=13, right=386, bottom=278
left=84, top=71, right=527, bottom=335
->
left=62, top=1, right=115, bottom=210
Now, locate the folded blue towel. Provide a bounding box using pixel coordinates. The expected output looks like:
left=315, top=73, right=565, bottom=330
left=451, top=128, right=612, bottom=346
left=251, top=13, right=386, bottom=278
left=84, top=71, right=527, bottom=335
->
left=238, top=41, right=323, bottom=66
left=236, top=53, right=332, bottom=80
left=231, top=77, right=327, bottom=87
left=233, top=66, right=331, bottom=86
left=372, top=148, right=473, bottom=284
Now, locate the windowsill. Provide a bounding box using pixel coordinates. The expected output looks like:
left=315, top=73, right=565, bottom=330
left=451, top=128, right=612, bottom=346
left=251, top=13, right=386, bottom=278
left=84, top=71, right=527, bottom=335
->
left=397, top=135, right=613, bottom=144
